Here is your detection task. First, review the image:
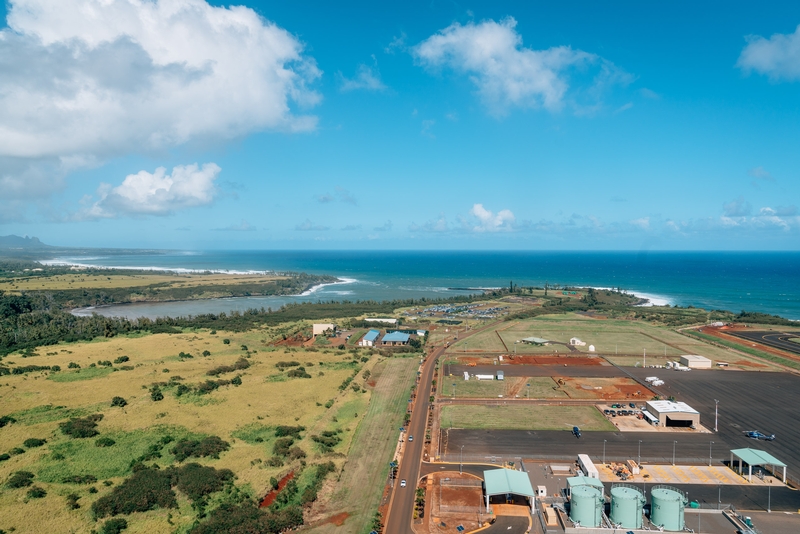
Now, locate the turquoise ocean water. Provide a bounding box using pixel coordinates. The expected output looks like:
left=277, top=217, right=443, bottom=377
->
left=44, top=251, right=799, bottom=320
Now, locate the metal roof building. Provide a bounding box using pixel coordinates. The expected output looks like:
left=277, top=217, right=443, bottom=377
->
left=358, top=329, right=380, bottom=347
left=730, top=448, right=787, bottom=483
left=646, top=400, right=700, bottom=428
left=680, top=355, right=713, bottom=368
left=483, top=469, right=536, bottom=512
left=382, top=331, right=410, bottom=345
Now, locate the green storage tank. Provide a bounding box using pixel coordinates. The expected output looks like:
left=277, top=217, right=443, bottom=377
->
left=610, top=484, right=645, bottom=529
left=650, top=485, right=687, bottom=531
left=569, top=485, right=603, bottom=528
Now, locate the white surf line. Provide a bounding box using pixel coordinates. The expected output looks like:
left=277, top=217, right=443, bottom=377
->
left=300, top=277, right=357, bottom=296
left=39, top=258, right=273, bottom=276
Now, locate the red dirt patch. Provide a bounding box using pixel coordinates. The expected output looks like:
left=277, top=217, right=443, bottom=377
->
left=441, top=486, right=482, bottom=507
left=317, top=512, right=349, bottom=526
left=259, top=471, right=295, bottom=508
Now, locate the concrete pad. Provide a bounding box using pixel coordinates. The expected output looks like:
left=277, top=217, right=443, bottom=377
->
left=599, top=464, right=783, bottom=486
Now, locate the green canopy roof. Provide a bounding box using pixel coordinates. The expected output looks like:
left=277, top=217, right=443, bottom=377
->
left=483, top=469, right=535, bottom=498
left=731, top=448, right=786, bottom=468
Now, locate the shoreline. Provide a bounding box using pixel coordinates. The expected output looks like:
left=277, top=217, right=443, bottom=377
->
left=40, top=257, right=275, bottom=276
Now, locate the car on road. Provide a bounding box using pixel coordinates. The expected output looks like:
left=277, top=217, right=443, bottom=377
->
left=400, top=479, right=406, bottom=487
left=409, top=435, right=413, bottom=442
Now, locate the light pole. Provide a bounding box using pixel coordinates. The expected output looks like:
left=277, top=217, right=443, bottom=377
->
left=718, top=484, right=721, bottom=510
left=643, top=348, right=646, bottom=368
left=638, top=440, right=642, bottom=467
left=526, top=383, right=530, bottom=399
left=714, top=399, right=719, bottom=433
left=768, top=480, right=771, bottom=513
left=709, top=441, right=714, bottom=467
left=673, top=441, right=677, bottom=466
left=603, top=440, right=607, bottom=465
left=452, top=383, right=456, bottom=398
left=460, top=445, right=464, bottom=474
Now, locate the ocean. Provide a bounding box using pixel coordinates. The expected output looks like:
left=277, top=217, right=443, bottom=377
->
left=43, top=250, right=800, bottom=320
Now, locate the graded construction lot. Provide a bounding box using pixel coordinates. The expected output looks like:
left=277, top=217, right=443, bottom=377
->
left=444, top=368, right=800, bottom=481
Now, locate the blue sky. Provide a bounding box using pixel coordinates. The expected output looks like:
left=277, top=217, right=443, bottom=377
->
left=1, top=0, right=799, bottom=250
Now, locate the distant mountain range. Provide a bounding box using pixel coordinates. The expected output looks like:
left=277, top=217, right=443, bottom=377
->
left=0, top=235, right=51, bottom=250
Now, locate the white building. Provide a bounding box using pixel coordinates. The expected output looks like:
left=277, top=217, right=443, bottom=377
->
left=569, top=337, right=587, bottom=347
left=646, top=400, right=700, bottom=428
left=312, top=323, right=336, bottom=336
left=680, top=355, right=712, bottom=369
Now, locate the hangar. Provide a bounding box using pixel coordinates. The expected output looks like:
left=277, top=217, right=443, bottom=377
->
left=483, top=469, right=536, bottom=512
left=680, top=355, right=712, bottom=368
left=645, top=400, right=700, bottom=428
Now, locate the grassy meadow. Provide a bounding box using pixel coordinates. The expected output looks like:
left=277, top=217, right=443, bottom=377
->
left=0, top=328, right=420, bottom=533
left=0, top=272, right=286, bottom=292
left=439, top=404, right=615, bottom=432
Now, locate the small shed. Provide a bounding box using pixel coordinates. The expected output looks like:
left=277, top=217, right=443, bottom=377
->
left=358, top=329, right=380, bottom=347
left=730, top=448, right=787, bottom=483
left=483, top=469, right=536, bottom=512
left=570, top=337, right=587, bottom=347
left=680, top=355, right=712, bottom=368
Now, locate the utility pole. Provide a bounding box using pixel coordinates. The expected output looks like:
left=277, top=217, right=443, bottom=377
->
left=709, top=441, right=714, bottom=467
left=460, top=445, right=464, bottom=474
left=714, top=399, right=719, bottom=433
left=644, top=349, right=646, bottom=368
left=603, top=440, right=607, bottom=465
left=638, top=440, right=642, bottom=466
left=673, top=441, right=677, bottom=466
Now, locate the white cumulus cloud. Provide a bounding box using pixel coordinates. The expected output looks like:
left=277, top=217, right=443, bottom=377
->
left=738, top=24, right=800, bottom=81
left=470, top=203, right=516, bottom=232
left=80, top=163, right=220, bottom=218
left=412, top=17, right=625, bottom=115
left=339, top=64, right=387, bottom=92
left=0, top=0, right=321, bottom=200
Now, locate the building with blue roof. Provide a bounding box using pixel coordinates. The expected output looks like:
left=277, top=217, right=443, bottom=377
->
left=358, top=329, right=380, bottom=347
left=382, top=331, right=410, bottom=345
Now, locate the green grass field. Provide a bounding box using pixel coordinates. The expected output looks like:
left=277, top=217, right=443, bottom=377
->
left=307, top=357, right=419, bottom=534
left=440, top=404, right=615, bottom=431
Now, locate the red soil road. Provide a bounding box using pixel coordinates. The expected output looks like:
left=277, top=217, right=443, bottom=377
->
left=259, top=471, right=295, bottom=508
left=316, top=512, right=349, bottom=526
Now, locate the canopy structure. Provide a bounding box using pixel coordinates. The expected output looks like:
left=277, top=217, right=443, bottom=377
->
left=483, top=469, right=535, bottom=512
left=521, top=337, right=550, bottom=345
left=730, top=448, right=786, bottom=483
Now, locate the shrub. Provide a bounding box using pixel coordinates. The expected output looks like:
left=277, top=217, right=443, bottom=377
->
left=274, top=425, right=305, bottom=438
left=100, top=518, right=128, bottom=534
left=287, top=367, right=311, bottom=378
left=178, top=351, right=193, bottom=359
left=9, top=447, right=25, bottom=455
left=66, top=493, right=81, bottom=509
left=7, top=471, right=34, bottom=488
left=0, top=415, right=17, bottom=428
left=27, top=486, right=46, bottom=498
left=266, top=456, right=283, bottom=467
left=68, top=362, right=81, bottom=369
left=207, top=358, right=250, bottom=376
left=273, top=437, right=294, bottom=457
left=150, top=385, right=164, bottom=401
left=51, top=365, right=61, bottom=372
left=113, top=356, right=129, bottom=364
left=287, top=447, right=306, bottom=461
left=98, top=360, right=113, bottom=367
left=202, top=350, right=211, bottom=357
left=189, top=502, right=304, bottom=534
left=275, top=360, right=301, bottom=369
left=62, top=474, right=97, bottom=484
left=231, top=375, right=242, bottom=386
left=96, top=437, right=116, bottom=447
left=222, top=339, right=230, bottom=344
left=59, top=414, right=103, bottom=438
left=23, top=438, right=46, bottom=448
left=171, top=436, right=230, bottom=462
left=311, top=430, right=342, bottom=452
left=111, top=396, right=127, bottom=407
left=92, top=468, right=177, bottom=518
left=0, top=453, right=10, bottom=462
left=171, top=463, right=234, bottom=502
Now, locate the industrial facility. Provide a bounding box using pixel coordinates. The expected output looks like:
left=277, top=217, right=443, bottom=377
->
left=644, top=400, right=700, bottom=428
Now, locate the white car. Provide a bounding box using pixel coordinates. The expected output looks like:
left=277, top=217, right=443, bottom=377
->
left=400, top=479, right=407, bottom=487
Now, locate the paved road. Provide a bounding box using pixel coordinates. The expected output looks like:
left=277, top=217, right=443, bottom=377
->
left=384, top=324, right=499, bottom=534
left=727, top=330, right=800, bottom=355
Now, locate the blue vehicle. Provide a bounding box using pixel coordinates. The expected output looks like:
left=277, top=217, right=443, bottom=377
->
left=745, top=430, right=775, bottom=441
left=573, top=426, right=581, bottom=438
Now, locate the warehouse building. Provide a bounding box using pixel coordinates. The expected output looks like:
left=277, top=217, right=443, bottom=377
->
left=645, top=400, right=700, bottom=428
left=680, top=355, right=713, bottom=368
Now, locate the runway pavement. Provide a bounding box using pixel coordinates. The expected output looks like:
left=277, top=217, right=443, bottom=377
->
left=726, top=330, right=800, bottom=355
